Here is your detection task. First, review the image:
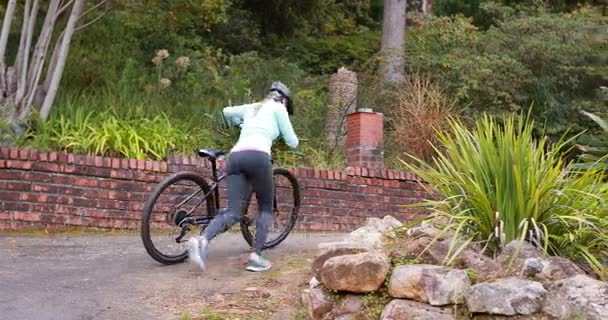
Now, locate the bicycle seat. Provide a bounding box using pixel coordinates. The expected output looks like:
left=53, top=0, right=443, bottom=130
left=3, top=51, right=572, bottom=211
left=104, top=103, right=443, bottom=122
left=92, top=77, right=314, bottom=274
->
left=197, top=149, right=226, bottom=161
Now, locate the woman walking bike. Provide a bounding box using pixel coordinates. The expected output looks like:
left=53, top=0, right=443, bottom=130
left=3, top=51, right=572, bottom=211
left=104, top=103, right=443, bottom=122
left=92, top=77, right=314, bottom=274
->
left=188, top=81, right=299, bottom=272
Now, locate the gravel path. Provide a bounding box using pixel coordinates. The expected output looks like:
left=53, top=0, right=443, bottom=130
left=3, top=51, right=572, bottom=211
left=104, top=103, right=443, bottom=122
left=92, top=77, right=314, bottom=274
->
left=0, top=232, right=344, bottom=320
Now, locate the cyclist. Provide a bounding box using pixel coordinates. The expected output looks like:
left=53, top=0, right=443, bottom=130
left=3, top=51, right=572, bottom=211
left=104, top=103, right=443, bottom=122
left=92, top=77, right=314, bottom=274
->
left=188, top=81, right=299, bottom=272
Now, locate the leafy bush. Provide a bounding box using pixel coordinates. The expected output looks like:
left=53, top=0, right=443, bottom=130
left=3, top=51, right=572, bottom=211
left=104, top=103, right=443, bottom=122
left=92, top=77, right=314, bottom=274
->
left=237, top=0, right=377, bottom=37
left=480, top=8, right=606, bottom=135
left=405, top=15, right=532, bottom=116
left=21, top=107, right=211, bottom=160
left=142, top=49, right=310, bottom=115
left=277, top=30, right=381, bottom=75
left=35, top=55, right=328, bottom=165
left=434, top=0, right=595, bottom=27
left=434, top=0, right=486, bottom=23
left=402, top=113, right=608, bottom=278
left=405, top=9, right=606, bottom=140
left=208, top=7, right=263, bottom=54
left=224, top=52, right=308, bottom=102
left=62, top=13, right=149, bottom=91
left=0, top=120, right=19, bottom=147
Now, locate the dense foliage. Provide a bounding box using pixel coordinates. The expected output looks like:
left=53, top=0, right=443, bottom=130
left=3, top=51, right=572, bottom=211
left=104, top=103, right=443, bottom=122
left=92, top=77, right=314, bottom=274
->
left=405, top=5, right=606, bottom=140
left=403, top=113, right=608, bottom=279
left=0, top=0, right=604, bottom=169
left=434, top=0, right=605, bottom=26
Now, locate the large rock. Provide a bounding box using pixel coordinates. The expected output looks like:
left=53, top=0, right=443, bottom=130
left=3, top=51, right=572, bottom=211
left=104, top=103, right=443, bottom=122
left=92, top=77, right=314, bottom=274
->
left=320, top=252, right=390, bottom=293
left=301, top=288, right=333, bottom=320
left=388, top=264, right=470, bottom=305
left=465, top=278, right=546, bottom=316
left=497, top=241, right=543, bottom=272
left=542, top=275, right=608, bottom=320
left=406, top=221, right=442, bottom=239
left=334, top=316, right=364, bottom=320
left=535, top=256, right=586, bottom=282
left=395, top=237, right=452, bottom=265
left=330, top=294, right=364, bottom=319
left=521, top=258, right=544, bottom=277
left=425, top=239, right=453, bottom=264
left=346, top=216, right=403, bottom=249
left=380, top=299, right=454, bottom=320
left=370, top=215, right=404, bottom=233
left=460, top=249, right=503, bottom=282
left=392, top=236, right=432, bottom=259
left=312, top=243, right=369, bottom=279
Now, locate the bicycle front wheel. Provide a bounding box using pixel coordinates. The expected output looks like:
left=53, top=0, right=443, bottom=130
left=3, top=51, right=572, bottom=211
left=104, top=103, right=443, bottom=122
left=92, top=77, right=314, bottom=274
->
left=240, top=168, right=300, bottom=249
left=141, top=172, right=215, bottom=265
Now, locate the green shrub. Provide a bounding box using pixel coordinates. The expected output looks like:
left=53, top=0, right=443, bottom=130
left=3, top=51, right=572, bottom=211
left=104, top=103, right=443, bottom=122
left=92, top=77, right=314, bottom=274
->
left=480, top=9, right=606, bottom=135
left=39, top=66, right=327, bottom=165
left=402, top=113, right=608, bottom=279
left=21, top=106, right=211, bottom=160
left=405, top=9, right=606, bottom=141
left=435, top=0, right=595, bottom=26
left=405, top=15, right=532, bottom=117
left=225, top=51, right=308, bottom=101
left=208, top=7, right=263, bottom=54
left=278, top=30, right=381, bottom=75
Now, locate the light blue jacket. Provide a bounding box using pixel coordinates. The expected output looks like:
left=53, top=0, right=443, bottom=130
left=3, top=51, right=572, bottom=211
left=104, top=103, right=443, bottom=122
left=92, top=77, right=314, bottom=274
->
left=223, top=99, right=299, bottom=154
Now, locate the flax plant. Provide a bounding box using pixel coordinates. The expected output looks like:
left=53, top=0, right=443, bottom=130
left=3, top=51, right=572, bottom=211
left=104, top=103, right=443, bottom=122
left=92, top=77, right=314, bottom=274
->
left=402, top=113, right=608, bottom=279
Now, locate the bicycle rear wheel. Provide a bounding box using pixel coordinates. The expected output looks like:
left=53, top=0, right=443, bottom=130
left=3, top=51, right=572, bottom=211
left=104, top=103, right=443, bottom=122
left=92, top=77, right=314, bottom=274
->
left=141, top=172, right=215, bottom=265
left=240, top=168, right=300, bottom=249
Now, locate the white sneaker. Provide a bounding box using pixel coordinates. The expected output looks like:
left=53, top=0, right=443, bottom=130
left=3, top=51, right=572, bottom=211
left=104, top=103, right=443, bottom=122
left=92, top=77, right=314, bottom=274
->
left=245, top=252, right=272, bottom=272
left=187, top=236, right=208, bottom=271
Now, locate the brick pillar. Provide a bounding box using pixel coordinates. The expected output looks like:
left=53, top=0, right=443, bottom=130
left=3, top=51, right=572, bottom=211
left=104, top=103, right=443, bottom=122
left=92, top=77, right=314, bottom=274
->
left=346, top=109, right=384, bottom=168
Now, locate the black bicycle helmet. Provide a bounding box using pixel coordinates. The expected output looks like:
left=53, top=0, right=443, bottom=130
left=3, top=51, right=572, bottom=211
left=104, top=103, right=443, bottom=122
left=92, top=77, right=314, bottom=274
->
left=269, top=81, right=293, bottom=115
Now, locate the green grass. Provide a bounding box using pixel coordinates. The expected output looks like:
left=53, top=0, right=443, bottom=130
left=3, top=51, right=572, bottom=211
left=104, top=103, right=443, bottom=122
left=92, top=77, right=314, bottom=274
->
left=361, top=289, right=391, bottom=319
left=180, top=302, right=282, bottom=320
left=292, top=307, right=309, bottom=320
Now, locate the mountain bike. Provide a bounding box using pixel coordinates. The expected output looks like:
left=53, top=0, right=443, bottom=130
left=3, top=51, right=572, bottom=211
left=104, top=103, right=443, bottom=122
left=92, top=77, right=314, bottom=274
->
left=141, top=148, right=301, bottom=265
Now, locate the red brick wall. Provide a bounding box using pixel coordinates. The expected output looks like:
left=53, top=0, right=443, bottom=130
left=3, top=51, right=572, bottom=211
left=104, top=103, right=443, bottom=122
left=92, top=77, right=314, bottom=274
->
left=0, top=147, right=429, bottom=232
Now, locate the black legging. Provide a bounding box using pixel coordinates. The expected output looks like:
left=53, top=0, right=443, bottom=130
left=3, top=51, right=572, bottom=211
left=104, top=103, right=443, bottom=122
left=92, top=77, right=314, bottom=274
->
left=202, top=150, right=273, bottom=254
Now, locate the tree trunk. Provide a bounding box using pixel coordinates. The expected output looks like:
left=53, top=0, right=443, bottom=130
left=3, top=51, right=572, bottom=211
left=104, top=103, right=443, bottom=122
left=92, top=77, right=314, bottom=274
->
left=40, top=0, right=84, bottom=120
left=422, top=0, right=432, bottom=15
left=21, top=0, right=61, bottom=120
left=0, top=0, right=17, bottom=66
left=0, top=0, right=18, bottom=121
left=15, top=0, right=37, bottom=106
left=324, top=67, right=358, bottom=151
left=380, top=0, right=406, bottom=84
left=0, top=0, right=106, bottom=144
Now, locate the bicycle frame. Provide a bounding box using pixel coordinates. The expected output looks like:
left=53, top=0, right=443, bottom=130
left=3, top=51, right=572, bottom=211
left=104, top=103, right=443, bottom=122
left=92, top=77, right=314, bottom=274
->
left=176, top=158, right=226, bottom=227
left=174, top=153, right=276, bottom=241
left=142, top=148, right=300, bottom=262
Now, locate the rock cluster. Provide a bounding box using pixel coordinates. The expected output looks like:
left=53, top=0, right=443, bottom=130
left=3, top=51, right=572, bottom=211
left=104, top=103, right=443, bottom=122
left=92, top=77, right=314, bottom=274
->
left=301, top=216, right=608, bottom=320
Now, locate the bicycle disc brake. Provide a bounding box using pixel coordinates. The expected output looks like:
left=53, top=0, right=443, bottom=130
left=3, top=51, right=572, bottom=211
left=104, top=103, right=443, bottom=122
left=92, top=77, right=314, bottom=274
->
left=172, top=209, right=191, bottom=243
left=172, top=209, right=189, bottom=226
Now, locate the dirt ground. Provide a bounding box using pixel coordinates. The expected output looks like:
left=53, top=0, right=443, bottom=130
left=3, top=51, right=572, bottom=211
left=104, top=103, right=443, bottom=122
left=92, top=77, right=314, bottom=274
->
left=0, top=231, right=345, bottom=320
